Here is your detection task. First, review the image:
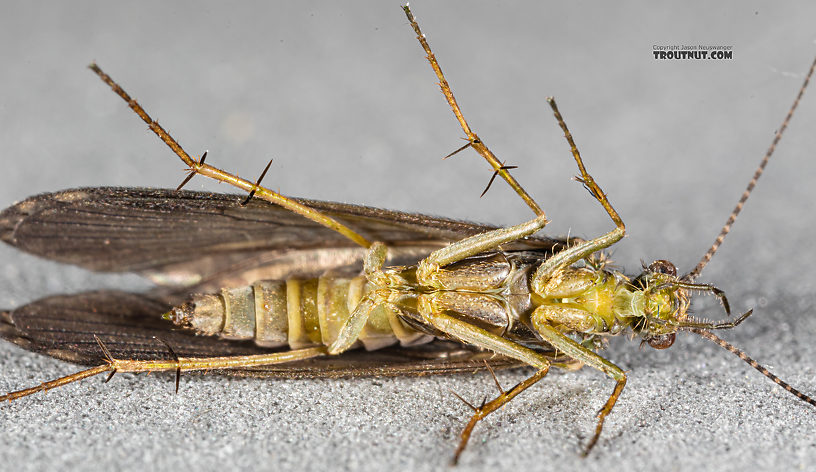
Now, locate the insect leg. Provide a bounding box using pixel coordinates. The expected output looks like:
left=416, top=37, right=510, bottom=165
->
left=531, top=227, right=624, bottom=293
left=326, top=242, right=395, bottom=354
left=402, top=5, right=544, bottom=217
left=417, top=297, right=552, bottom=462
left=530, top=309, right=627, bottom=455
left=1, top=346, right=328, bottom=402
left=418, top=304, right=550, bottom=369
left=326, top=296, right=378, bottom=355
left=405, top=4, right=626, bottom=284
left=452, top=369, right=550, bottom=465
left=88, top=63, right=371, bottom=248
left=413, top=92, right=626, bottom=288
left=416, top=214, right=549, bottom=286
left=547, top=98, right=624, bottom=230
left=530, top=99, right=628, bottom=289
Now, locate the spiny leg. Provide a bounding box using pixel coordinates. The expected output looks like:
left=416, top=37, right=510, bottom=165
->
left=452, top=368, right=550, bottom=465
left=88, top=63, right=371, bottom=249
left=402, top=5, right=544, bottom=216
left=1, top=342, right=328, bottom=402
left=416, top=97, right=628, bottom=287
left=547, top=98, right=623, bottom=229
left=1, top=364, right=111, bottom=402
left=417, top=296, right=554, bottom=461
left=531, top=99, right=627, bottom=288
left=405, top=5, right=627, bottom=280
left=531, top=309, right=627, bottom=454
left=31, top=68, right=409, bottom=401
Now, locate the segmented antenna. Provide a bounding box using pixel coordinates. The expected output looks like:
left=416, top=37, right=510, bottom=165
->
left=692, top=329, right=816, bottom=407
left=685, top=56, right=816, bottom=281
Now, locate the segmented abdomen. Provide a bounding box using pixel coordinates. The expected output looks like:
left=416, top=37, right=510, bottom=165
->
left=165, top=275, right=431, bottom=350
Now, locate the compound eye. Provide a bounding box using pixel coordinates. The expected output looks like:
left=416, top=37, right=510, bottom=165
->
left=648, top=260, right=677, bottom=277
left=646, top=333, right=676, bottom=350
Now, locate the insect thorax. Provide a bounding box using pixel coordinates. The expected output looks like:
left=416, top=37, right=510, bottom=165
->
left=532, top=261, right=690, bottom=344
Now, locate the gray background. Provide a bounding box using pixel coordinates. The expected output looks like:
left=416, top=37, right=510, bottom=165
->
left=1, top=1, right=815, bottom=471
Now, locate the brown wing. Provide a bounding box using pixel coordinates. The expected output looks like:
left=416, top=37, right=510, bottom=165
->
left=0, top=187, right=570, bottom=375
left=0, top=187, right=568, bottom=287
left=0, top=290, right=526, bottom=377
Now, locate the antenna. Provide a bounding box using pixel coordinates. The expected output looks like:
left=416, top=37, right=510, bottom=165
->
left=692, top=329, right=816, bottom=407
left=684, top=56, right=816, bottom=281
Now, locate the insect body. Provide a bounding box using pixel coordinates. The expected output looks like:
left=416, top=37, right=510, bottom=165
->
left=1, top=6, right=815, bottom=464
